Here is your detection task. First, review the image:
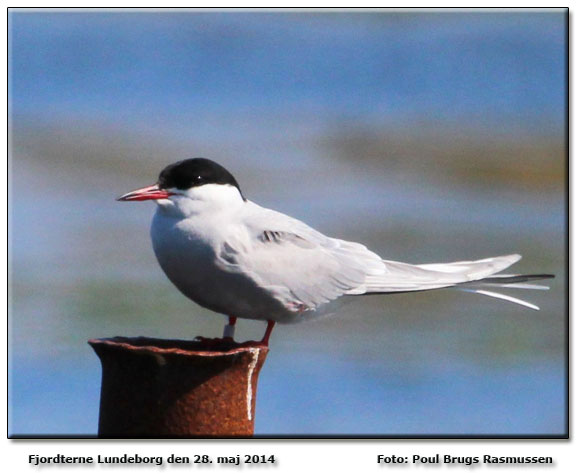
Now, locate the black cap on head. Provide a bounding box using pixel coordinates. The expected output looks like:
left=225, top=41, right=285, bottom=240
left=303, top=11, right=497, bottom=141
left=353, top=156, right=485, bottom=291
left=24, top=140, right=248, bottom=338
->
left=158, top=158, right=244, bottom=198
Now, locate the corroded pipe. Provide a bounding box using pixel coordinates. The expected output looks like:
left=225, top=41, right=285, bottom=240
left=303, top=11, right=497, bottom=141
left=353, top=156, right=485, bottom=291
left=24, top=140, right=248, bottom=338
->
left=88, top=337, right=268, bottom=437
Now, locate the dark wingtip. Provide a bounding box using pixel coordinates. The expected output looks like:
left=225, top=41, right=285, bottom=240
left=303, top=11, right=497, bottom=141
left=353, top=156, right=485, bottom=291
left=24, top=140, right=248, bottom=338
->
left=478, top=273, right=556, bottom=284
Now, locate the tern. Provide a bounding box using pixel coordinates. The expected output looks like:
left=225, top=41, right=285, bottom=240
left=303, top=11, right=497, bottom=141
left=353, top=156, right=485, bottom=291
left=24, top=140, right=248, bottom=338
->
left=118, top=158, right=553, bottom=346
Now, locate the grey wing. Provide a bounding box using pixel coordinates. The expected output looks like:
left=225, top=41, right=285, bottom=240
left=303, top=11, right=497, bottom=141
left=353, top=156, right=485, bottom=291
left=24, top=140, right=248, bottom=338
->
left=348, top=254, right=524, bottom=294
left=215, top=204, right=538, bottom=313
left=216, top=208, right=386, bottom=311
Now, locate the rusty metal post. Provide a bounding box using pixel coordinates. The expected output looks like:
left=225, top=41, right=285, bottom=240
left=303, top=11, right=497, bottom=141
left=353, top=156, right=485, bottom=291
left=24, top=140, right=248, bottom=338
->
left=88, top=337, right=268, bottom=437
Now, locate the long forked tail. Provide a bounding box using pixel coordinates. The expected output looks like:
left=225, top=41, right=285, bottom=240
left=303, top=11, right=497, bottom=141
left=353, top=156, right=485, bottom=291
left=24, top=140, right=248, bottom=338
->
left=455, top=273, right=554, bottom=310
left=356, top=254, right=554, bottom=310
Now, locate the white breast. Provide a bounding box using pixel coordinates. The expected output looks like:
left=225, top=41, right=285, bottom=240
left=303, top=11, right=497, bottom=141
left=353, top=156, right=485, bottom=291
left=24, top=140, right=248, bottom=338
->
left=149, top=187, right=297, bottom=322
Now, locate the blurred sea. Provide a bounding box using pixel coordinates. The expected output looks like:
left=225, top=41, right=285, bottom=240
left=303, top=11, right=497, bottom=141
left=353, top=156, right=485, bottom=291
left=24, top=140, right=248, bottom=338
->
left=9, top=10, right=566, bottom=435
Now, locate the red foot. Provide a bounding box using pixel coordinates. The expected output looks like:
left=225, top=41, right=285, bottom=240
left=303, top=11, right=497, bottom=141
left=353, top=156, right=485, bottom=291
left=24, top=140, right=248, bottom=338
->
left=262, top=320, right=275, bottom=345
left=195, top=320, right=275, bottom=349
left=237, top=320, right=276, bottom=348
left=223, top=316, right=237, bottom=339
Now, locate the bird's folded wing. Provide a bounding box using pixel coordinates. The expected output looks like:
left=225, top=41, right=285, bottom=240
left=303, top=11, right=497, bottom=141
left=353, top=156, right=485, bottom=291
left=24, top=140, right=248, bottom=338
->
left=350, top=254, right=522, bottom=294
left=216, top=208, right=386, bottom=310
left=216, top=204, right=527, bottom=310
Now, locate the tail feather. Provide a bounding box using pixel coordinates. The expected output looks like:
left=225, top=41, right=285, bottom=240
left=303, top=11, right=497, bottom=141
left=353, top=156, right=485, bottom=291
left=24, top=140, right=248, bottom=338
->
left=455, top=272, right=554, bottom=310
left=354, top=254, right=554, bottom=311
left=456, top=288, right=541, bottom=310
left=469, top=273, right=555, bottom=284
left=495, top=283, right=550, bottom=290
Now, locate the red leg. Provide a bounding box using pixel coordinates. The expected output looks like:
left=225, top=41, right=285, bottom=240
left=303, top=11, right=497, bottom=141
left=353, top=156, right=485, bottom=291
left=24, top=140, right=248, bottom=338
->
left=223, top=316, right=237, bottom=340
left=260, top=320, right=276, bottom=346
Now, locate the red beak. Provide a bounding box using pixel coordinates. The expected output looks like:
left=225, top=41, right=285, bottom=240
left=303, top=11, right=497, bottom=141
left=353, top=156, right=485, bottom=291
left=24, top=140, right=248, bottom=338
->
left=117, top=184, right=173, bottom=202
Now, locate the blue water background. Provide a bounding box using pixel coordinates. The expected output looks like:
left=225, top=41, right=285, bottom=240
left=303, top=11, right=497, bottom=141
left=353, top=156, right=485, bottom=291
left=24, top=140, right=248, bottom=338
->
left=9, top=10, right=566, bottom=436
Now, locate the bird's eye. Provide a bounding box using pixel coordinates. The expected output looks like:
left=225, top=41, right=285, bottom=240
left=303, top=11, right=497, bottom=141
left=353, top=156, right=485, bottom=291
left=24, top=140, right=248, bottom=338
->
left=195, top=175, right=203, bottom=182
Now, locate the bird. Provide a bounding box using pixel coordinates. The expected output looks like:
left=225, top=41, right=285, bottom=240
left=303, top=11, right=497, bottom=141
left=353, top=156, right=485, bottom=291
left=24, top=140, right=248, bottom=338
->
left=117, top=158, right=554, bottom=346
